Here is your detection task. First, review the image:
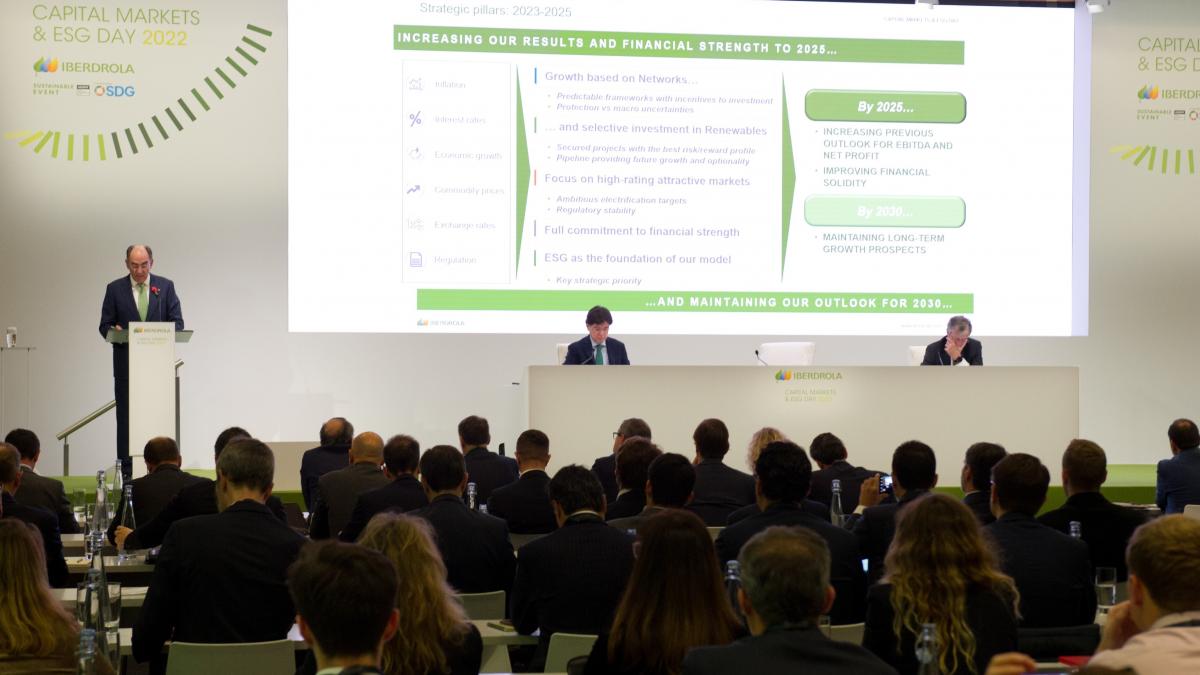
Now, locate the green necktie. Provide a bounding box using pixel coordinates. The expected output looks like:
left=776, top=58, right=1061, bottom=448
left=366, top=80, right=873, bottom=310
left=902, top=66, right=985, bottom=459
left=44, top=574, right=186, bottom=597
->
left=594, top=344, right=605, bottom=365
left=137, top=283, right=148, bottom=321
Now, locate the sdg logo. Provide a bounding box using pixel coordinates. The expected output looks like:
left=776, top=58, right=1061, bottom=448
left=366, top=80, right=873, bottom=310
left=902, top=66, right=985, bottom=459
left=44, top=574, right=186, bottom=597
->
left=1138, top=85, right=1161, bottom=101
left=94, top=84, right=135, bottom=97
left=33, top=57, right=59, bottom=73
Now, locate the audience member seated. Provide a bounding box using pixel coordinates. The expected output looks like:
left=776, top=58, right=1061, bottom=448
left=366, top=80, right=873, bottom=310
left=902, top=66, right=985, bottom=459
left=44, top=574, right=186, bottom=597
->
left=116, top=427, right=288, bottom=550
left=0, top=442, right=67, bottom=587
left=743, top=426, right=786, bottom=473
left=411, top=445, right=515, bottom=594
left=1038, top=439, right=1148, bottom=580
left=606, top=438, right=662, bottom=521
left=687, top=418, right=757, bottom=526
left=961, top=442, right=1007, bottom=525
left=716, top=441, right=865, bottom=623
left=864, top=494, right=1019, bottom=675
left=987, top=453, right=1095, bottom=628
left=358, top=513, right=483, bottom=675
left=339, top=434, right=427, bottom=542
left=133, top=439, right=307, bottom=665
left=1156, top=418, right=1200, bottom=514
left=608, top=452, right=695, bottom=532
left=512, top=465, right=635, bottom=667
left=685, top=526, right=895, bottom=675
left=309, top=431, right=389, bottom=539
left=487, top=429, right=557, bottom=534
left=847, top=440, right=938, bottom=584
left=809, top=432, right=880, bottom=514
left=300, top=417, right=354, bottom=510
left=587, top=510, right=740, bottom=675
left=6, top=427, right=80, bottom=534
left=289, top=541, right=399, bottom=675
left=0, top=520, right=117, bottom=674
left=106, top=436, right=206, bottom=544
left=458, top=415, right=518, bottom=503
left=592, top=418, right=651, bottom=505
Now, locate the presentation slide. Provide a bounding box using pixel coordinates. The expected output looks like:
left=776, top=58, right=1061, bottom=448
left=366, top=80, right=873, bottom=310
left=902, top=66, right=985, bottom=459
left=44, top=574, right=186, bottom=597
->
left=289, top=0, right=1089, bottom=336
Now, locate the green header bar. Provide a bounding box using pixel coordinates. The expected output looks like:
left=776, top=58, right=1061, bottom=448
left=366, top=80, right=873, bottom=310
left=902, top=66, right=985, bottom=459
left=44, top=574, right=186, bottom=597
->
left=394, top=26, right=965, bottom=65
left=806, top=90, right=967, bottom=123
left=417, top=289, right=973, bottom=314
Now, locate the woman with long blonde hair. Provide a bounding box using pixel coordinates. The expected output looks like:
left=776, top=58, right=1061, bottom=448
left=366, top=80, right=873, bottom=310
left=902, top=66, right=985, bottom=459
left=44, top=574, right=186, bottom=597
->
left=863, top=493, right=1019, bottom=675
left=358, top=512, right=482, bottom=675
left=745, top=427, right=787, bottom=472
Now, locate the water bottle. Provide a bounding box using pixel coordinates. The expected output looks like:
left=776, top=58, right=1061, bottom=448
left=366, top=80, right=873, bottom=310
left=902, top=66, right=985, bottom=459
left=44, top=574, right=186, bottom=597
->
left=466, top=482, right=478, bottom=510
left=77, top=628, right=98, bottom=675
left=830, top=479, right=846, bottom=527
left=92, top=471, right=109, bottom=534
left=117, top=484, right=137, bottom=560
left=1069, top=521, right=1082, bottom=539
left=725, top=560, right=742, bottom=617
left=916, top=623, right=940, bottom=675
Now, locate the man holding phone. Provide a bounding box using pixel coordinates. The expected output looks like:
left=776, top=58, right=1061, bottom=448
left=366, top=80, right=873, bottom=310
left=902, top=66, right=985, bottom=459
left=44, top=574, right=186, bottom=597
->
left=921, top=315, right=982, bottom=366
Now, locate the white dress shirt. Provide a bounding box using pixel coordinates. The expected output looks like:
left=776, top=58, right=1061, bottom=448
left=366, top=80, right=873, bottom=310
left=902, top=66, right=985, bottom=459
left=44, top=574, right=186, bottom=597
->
left=1088, top=610, right=1200, bottom=674
left=130, top=275, right=150, bottom=312
left=590, top=339, right=608, bottom=366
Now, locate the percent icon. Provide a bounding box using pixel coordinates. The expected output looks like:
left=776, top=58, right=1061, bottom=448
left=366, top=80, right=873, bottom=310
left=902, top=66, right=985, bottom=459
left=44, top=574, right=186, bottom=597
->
left=408, top=111, right=423, bottom=127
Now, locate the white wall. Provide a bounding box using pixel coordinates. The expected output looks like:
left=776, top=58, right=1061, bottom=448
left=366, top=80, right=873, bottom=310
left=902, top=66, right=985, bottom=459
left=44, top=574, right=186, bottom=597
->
left=1, top=0, right=1196, bottom=475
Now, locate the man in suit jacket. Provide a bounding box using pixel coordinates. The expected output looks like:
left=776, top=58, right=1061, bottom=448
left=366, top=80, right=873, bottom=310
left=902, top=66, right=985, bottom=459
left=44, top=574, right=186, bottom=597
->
left=339, top=435, right=428, bottom=542
left=921, top=315, right=982, bottom=366
left=808, top=432, right=883, bottom=514
left=1156, top=418, right=1200, bottom=514
left=562, top=305, right=630, bottom=365
left=1, top=443, right=68, bottom=587
left=133, top=439, right=306, bottom=665
left=107, top=436, right=205, bottom=543
left=960, top=441, right=1007, bottom=525
left=488, top=429, right=557, bottom=534
left=309, top=432, right=389, bottom=540
left=987, top=453, right=1095, bottom=628
left=98, top=244, right=184, bottom=475
left=591, top=417, right=651, bottom=505
left=609, top=452, right=694, bottom=532
left=687, top=526, right=894, bottom=675
left=606, top=437, right=661, bottom=521
left=458, top=415, right=518, bottom=504
left=1039, top=439, right=1148, bottom=581
left=687, top=418, right=757, bottom=526
left=717, top=441, right=866, bottom=624
left=300, top=417, right=354, bottom=510
left=411, top=445, right=515, bottom=594
left=512, top=465, right=635, bottom=666
left=845, top=441, right=937, bottom=585
left=5, top=428, right=80, bottom=534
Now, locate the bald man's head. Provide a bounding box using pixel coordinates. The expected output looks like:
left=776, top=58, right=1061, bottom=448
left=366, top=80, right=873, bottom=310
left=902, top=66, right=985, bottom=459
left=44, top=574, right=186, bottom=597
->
left=350, top=432, right=384, bottom=465
left=319, top=417, right=354, bottom=447
left=125, top=244, right=154, bottom=283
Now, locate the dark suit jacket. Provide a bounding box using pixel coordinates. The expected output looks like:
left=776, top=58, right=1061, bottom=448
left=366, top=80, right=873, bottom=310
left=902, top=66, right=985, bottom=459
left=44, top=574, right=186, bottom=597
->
left=963, top=490, right=996, bottom=525
left=848, top=490, right=927, bottom=584
left=107, top=464, right=206, bottom=543
left=864, top=583, right=1016, bottom=675
left=299, top=443, right=350, bottom=510
left=725, top=499, right=830, bottom=526
left=98, top=273, right=184, bottom=375
left=607, top=505, right=670, bottom=533
left=296, top=624, right=483, bottom=675
left=412, top=494, right=515, bottom=594
left=684, top=625, right=898, bottom=675
left=717, top=503, right=866, bottom=623
left=463, top=446, right=519, bottom=504
left=15, top=465, right=80, bottom=534
left=132, top=500, right=306, bottom=663
left=688, top=459, right=756, bottom=526
left=2, top=491, right=68, bottom=587
left=563, top=336, right=630, bottom=365
left=986, top=512, right=1096, bottom=628
left=308, top=462, right=390, bottom=540
left=339, top=474, right=429, bottom=542
left=592, top=453, right=619, bottom=506
left=921, top=336, right=983, bottom=366
left=605, top=489, right=646, bottom=521
left=487, top=470, right=556, bottom=534
left=1038, top=492, right=1148, bottom=581
left=810, top=461, right=880, bottom=514
left=1156, top=447, right=1200, bottom=513
left=122, top=478, right=289, bottom=550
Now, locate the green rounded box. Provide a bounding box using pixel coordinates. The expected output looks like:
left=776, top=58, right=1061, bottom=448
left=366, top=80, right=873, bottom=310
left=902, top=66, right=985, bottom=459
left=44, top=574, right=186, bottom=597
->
left=805, top=196, right=965, bottom=228
left=805, top=90, right=966, bottom=124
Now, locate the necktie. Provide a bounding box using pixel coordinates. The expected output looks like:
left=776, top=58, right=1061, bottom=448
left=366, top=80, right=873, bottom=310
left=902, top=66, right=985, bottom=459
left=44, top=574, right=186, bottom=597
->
left=595, top=344, right=605, bottom=365
left=137, top=283, right=148, bottom=321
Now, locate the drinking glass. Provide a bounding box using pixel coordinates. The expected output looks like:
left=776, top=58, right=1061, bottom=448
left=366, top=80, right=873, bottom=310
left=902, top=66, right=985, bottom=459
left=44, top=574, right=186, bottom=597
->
left=1095, top=567, right=1118, bottom=611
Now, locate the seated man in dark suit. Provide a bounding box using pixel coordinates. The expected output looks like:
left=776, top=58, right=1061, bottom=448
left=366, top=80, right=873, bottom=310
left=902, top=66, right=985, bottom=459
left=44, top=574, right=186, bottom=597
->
left=1039, top=439, right=1147, bottom=581
left=609, top=452, right=695, bottom=532
left=591, top=417, right=650, bottom=506
left=107, top=436, right=206, bottom=543
left=0, top=442, right=68, bottom=587
left=921, top=315, right=983, bottom=366
left=606, top=437, right=661, bottom=521
left=987, top=453, right=1095, bottom=628
left=488, top=429, right=557, bottom=534
left=512, top=465, right=635, bottom=666
left=309, top=432, right=390, bottom=540
left=6, top=428, right=80, bottom=534
left=961, top=442, right=1007, bottom=525
left=808, top=432, right=880, bottom=514
left=411, top=445, right=515, bottom=594
left=1156, top=418, right=1200, bottom=514
left=716, top=441, right=866, bottom=624
left=133, top=438, right=307, bottom=664
left=340, top=434, right=427, bottom=542
left=458, top=415, right=517, bottom=504
left=562, top=305, right=630, bottom=365
left=687, top=418, right=757, bottom=526
left=299, top=417, right=354, bottom=511
left=685, top=526, right=894, bottom=675
left=846, top=440, right=938, bottom=585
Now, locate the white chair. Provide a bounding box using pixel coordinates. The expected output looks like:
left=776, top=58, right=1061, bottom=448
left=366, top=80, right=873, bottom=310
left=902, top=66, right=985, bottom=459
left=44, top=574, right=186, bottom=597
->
left=556, top=343, right=570, bottom=364
left=908, top=346, right=926, bottom=366
left=830, top=622, right=865, bottom=645
left=480, top=643, right=513, bottom=673
left=544, top=632, right=599, bottom=672
left=457, top=590, right=506, bottom=620
left=1185, top=504, right=1200, bottom=520
left=165, top=640, right=294, bottom=675
left=756, top=342, right=815, bottom=366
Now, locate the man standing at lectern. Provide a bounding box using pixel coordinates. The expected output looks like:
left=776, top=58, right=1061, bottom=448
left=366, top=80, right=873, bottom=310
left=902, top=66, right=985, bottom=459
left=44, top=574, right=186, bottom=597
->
left=99, top=245, right=184, bottom=478
left=562, top=305, right=630, bottom=365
